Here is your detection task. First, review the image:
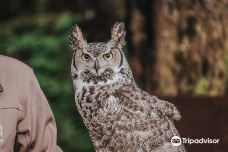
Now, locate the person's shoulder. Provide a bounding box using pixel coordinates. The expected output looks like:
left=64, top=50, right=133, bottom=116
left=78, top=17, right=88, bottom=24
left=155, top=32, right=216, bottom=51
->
left=0, top=55, right=34, bottom=78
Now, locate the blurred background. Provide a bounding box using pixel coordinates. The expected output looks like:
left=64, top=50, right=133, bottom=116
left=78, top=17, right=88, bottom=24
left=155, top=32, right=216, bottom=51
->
left=0, top=0, right=228, bottom=151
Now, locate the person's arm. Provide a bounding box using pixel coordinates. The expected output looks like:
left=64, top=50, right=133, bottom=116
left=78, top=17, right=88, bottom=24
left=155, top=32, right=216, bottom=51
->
left=15, top=71, right=62, bottom=152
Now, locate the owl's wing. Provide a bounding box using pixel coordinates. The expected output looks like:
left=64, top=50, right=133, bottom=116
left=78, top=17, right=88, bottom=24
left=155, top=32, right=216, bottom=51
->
left=117, top=85, right=181, bottom=121
left=148, top=95, right=181, bottom=121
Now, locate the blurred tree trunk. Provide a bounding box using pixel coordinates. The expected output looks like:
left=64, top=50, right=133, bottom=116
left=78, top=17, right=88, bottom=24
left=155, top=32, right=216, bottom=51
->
left=125, top=0, right=156, bottom=91
left=126, top=0, right=228, bottom=96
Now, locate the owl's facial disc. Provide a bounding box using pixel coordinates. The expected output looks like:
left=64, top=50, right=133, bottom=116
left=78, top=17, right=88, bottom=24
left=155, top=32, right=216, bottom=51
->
left=72, top=42, right=124, bottom=84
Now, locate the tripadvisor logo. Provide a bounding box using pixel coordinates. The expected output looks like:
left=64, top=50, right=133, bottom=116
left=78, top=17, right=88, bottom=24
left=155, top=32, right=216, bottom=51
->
left=171, top=136, right=220, bottom=146
left=171, top=136, right=182, bottom=146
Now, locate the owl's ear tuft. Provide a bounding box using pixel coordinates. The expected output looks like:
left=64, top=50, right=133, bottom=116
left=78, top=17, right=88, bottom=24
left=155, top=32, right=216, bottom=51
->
left=111, top=22, right=126, bottom=48
left=69, top=25, right=86, bottom=51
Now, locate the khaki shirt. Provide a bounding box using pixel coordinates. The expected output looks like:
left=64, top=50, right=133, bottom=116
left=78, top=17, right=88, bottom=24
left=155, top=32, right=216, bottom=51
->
left=0, top=55, right=62, bottom=152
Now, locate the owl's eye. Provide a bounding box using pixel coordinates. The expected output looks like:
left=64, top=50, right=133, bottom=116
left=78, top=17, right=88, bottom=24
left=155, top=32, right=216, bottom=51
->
left=103, top=52, right=113, bottom=60
left=82, top=53, right=91, bottom=61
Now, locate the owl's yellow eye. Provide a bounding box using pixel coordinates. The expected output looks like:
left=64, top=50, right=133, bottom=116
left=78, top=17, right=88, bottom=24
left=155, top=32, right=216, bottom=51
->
left=82, top=53, right=90, bottom=61
left=103, top=52, right=113, bottom=60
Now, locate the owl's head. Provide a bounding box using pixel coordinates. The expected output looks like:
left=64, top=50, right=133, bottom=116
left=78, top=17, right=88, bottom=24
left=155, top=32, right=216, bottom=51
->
left=69, top=22, right=129, bottom=85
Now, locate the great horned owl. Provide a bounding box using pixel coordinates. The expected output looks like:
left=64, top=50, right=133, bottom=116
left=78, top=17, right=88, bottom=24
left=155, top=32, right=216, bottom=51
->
left=69, top=22, right=186, bottom=152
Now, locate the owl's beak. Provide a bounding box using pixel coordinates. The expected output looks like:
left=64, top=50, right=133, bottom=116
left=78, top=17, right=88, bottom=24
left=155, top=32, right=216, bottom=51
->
left=94, top=59, right=100, bottom=73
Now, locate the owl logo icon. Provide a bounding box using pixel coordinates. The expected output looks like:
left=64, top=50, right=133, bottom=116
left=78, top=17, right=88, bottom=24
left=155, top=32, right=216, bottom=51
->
left=171, top=136, right=182, bottom=146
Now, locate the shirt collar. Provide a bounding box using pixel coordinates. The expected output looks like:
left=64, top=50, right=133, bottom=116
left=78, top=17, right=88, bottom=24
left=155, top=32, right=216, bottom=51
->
left=0, top=83, right=3, bottom=92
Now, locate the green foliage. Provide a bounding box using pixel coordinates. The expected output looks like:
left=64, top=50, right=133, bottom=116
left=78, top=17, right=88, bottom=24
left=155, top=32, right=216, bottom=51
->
left=55, top=13, right=82, bottom=31
left=193, top=78, right=209, bottom=95
left=0, top=13, right=94, bottom=152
